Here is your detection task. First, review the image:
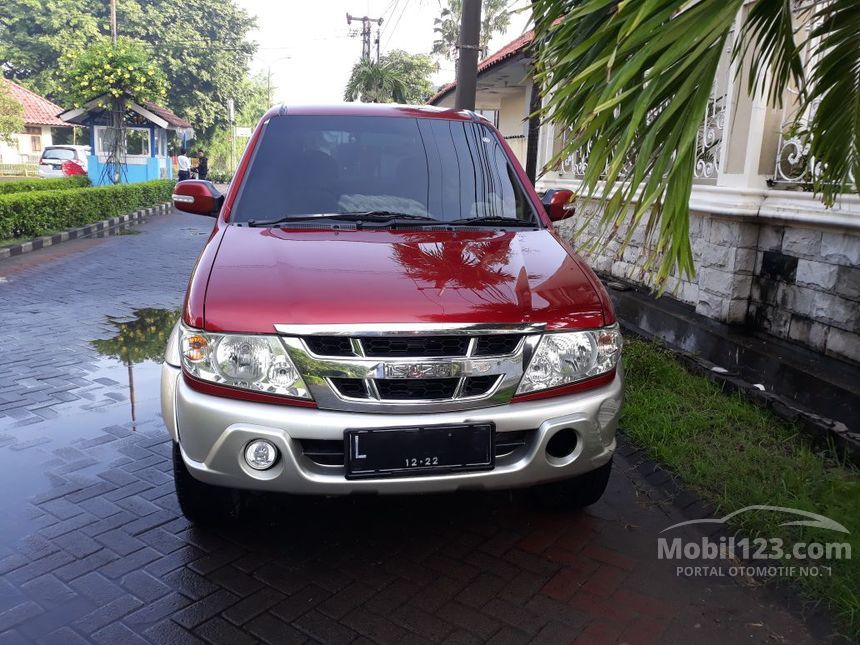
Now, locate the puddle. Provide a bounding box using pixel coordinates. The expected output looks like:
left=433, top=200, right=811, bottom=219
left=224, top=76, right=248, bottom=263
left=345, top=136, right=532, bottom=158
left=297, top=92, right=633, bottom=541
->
left=90, top=307, right=180, bottom=431
left=0, top=308, right=180, bottom=546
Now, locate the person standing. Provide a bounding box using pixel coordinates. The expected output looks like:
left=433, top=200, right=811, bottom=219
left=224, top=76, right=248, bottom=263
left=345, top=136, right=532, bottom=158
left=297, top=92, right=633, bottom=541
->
left=177, top=148, right=191, bottom=181
left=197, top=150, right=209, bottom=181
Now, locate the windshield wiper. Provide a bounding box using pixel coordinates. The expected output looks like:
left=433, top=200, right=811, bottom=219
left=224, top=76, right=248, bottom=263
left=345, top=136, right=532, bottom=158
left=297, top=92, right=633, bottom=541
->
left=245, top=211, right=444, bottom=228
left=448, top=216, right=536, bottom=227
left=339, top=211, right=449, bottom=225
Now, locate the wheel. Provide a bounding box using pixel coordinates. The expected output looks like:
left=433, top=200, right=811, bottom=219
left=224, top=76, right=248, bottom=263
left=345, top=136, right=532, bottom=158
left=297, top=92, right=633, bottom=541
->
left=172, top=442, right=241, bottom=524
left=531, top=458, right=612, bottom=510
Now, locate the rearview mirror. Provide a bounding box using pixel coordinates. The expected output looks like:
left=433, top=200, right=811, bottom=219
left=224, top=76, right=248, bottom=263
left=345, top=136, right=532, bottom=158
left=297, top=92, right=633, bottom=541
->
left=541, top=189, right=575, bottom=222
left=172, top=180, right=224, bottom=217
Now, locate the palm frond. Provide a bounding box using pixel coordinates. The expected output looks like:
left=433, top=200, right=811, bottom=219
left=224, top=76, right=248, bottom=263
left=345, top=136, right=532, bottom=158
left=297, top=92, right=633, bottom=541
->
left=532, top=0, right=745, bottom=285
left=804, top=0, right=860, bottom=203
left=531, top=0, right=851, bottom=288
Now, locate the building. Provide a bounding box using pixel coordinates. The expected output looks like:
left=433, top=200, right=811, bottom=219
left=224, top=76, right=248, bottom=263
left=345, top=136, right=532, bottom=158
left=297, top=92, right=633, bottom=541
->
left=0, top=79, right=72, bottom=165
left=430, top=19, right=860, bottom=366
left=429, top=31, right=535, bottom=167
left=58, top=94, right=193, bottom=186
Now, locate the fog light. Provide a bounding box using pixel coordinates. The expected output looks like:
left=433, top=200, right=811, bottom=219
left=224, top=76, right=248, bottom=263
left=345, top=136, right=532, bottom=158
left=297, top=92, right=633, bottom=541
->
left=244, top=439, right=278, bottom=470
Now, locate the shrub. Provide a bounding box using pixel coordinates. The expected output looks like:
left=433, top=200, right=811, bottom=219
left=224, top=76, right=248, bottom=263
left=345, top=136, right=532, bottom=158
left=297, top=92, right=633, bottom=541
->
left=0, top=179, right=174, bottom=241
left=0, top=176, right=90, bottom=196
left=206, top=170, right=234, bottom=184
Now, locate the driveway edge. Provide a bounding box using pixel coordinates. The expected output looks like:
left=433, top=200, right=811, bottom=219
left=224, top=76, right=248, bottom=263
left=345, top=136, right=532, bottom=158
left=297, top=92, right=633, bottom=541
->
left=0, top=202, right=172, bottom=261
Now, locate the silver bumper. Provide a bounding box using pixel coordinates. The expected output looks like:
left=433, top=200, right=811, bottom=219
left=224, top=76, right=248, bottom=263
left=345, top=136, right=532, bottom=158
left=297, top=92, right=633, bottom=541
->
left=161, top=363, right=623, bottom=495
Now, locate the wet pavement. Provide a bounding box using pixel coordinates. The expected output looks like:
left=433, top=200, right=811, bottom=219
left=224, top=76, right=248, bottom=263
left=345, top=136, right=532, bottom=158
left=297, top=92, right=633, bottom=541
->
left=0, top=211, right=838, bottom=644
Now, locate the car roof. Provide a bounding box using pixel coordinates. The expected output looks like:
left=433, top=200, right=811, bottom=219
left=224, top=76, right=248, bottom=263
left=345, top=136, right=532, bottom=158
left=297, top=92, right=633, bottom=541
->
left=260, top=103, right=480, bottom=123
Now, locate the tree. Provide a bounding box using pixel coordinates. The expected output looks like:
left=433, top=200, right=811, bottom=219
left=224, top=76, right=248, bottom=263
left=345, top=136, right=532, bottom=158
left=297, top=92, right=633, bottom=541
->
left=344, top=50, right=437, bottom=104
left=0, top=0, right=256, bottom=139
left=432, top=0, right=512, bottom=60
left=531, top=0, right=860, bottom=287
left=0, top=82, right=24, bottom=145
left=59, top=36, right=166, bottom=107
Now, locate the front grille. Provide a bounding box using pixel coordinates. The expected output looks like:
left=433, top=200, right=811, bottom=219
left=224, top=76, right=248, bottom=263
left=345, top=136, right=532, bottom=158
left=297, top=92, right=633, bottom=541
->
left=290, top=329, right=533, bottom=408
left=495, top=430, right=532, bottom=457
left=474, top=334, right=522, bottom=356
left=461, top=375, right=500, bottom=397
left=299, top=439, right=344, bottom=466
left=361, top=336, right=470, bottom=357
left=375, top=378, right=459, bottom=400
left=305, top=337, right=354, bottom=356
left=330, top=378, right=368, bottom=399
left=302, top=335, right=522, bottom=358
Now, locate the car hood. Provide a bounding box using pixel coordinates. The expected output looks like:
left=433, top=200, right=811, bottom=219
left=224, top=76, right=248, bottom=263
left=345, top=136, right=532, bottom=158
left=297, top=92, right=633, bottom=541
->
left=202, top=225, right=606, bottom=333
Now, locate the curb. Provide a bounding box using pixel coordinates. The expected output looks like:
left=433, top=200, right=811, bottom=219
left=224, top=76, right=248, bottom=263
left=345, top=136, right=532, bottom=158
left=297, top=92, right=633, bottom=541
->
left=0, top=202, right=172, bottom=261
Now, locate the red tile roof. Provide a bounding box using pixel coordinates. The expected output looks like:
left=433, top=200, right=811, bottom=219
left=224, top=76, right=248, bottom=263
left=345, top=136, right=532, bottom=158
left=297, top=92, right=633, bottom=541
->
left=141, top=100, right=193, bottom=129
left=428, top=29, right=535, bottom=105
left=2, top=78, right=68, bottom=127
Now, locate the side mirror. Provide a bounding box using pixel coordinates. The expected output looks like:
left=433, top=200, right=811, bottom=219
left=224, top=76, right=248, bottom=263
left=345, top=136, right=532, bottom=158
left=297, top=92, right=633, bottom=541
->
left=172, top=180, right=224, bottom=217
left=541, top=189, right=575, bottom=222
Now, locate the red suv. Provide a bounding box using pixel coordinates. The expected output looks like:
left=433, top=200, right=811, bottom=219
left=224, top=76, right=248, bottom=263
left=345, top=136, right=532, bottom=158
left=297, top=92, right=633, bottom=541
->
left=165, top=104, right=623, bottom=523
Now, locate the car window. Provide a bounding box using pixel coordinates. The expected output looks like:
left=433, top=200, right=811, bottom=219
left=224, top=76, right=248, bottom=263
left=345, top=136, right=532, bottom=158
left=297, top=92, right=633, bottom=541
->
left=230, top=115, right=537, bottom=224
left=41, top=148, right=76, bottom=161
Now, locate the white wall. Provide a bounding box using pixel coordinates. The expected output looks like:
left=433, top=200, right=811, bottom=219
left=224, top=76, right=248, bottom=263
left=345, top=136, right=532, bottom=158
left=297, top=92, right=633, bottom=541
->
left=0, top=125, right=52, bottom=164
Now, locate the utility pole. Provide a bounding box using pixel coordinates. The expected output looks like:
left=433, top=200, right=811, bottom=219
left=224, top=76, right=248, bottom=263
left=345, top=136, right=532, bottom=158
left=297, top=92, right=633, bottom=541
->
left=346, top=13, right=383, bottom=61
left=454, top=0, right=481, bottom=110
left=109, top=0, right=117, bottom=45
left=228, top=98, right=235, bottom=172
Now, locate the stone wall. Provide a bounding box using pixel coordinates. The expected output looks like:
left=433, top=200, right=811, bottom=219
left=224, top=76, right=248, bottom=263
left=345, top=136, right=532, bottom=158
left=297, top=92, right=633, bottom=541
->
left=556, top=205, right=860, bottom=364
left=750, top=225, right=860, bottom=362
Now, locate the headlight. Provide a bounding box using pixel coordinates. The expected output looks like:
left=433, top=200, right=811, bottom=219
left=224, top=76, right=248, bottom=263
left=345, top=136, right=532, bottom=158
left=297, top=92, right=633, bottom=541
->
left=517, top=324, right=621, bottom=394
left=180, top=325, right=311, bottom=399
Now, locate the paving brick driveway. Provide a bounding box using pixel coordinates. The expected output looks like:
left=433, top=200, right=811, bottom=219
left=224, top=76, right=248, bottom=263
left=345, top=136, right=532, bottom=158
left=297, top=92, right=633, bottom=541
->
left=0, top=212, right=833, bottom=644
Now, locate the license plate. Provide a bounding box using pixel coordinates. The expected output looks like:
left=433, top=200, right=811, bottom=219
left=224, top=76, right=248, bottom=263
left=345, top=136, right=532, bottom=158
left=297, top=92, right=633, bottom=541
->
left=345, top=423, right=495, bottom=479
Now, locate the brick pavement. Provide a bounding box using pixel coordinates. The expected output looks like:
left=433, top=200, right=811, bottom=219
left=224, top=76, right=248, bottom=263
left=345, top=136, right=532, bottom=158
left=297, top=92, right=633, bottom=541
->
left=0, top=211, right=836, bottom=643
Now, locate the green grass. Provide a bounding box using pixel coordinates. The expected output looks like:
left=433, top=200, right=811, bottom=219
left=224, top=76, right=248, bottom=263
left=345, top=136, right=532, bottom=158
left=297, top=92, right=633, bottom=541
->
left=622, top=338, right=859, bottom=638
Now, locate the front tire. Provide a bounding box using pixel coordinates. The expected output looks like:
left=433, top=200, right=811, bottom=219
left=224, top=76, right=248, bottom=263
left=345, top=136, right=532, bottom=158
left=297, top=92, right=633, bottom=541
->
left=531, top=458, right=612, bottom=510
left=172, top=442, right=241, bottom=524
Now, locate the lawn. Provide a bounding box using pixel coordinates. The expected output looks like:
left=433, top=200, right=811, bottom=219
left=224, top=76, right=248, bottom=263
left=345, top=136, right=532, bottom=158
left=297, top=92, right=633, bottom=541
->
left=622, top=337, right=859, bottom=639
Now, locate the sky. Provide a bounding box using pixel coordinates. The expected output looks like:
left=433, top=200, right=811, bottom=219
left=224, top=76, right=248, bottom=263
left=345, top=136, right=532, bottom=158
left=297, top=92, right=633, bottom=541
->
left=235, top=0, right=531, bottom=112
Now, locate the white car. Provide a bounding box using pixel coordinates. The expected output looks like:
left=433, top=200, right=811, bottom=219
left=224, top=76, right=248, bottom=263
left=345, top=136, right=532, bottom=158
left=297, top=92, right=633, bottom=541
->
left=38, top=145, right=90, bottom=179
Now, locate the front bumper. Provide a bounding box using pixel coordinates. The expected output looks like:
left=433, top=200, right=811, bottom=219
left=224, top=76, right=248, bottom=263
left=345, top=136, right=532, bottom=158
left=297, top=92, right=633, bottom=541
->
left=161, top=363, right=623, bottom=495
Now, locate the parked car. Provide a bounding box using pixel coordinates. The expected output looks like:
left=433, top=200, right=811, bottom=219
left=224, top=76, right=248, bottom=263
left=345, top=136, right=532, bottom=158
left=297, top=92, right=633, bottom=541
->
left=38, top=145, right=89, bottom=178
left=164, top=104, right=623, bottom=523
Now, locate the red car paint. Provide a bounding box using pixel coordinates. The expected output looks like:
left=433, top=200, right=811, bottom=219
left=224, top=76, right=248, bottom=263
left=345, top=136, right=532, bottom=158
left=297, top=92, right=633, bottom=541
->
left=201, top=227, right=605, bottom=333
left=180, top=104, right=616, bottom=403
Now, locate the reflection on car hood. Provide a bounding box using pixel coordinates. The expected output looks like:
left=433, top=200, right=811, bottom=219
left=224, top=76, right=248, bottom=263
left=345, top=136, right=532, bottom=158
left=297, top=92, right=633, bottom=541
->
left=202, top=226, right=605, bottom=333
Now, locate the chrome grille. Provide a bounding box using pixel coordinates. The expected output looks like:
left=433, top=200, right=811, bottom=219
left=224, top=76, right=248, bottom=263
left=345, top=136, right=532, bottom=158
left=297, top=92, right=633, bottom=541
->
left=274, top=322, right=545, bottom=413
left=362, top=336, right=470, bottom=357
left=376, top=378, right=459, bottom=400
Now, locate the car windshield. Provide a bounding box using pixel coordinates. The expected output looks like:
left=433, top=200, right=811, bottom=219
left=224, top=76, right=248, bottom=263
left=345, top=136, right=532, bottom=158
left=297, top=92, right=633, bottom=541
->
left=230, top=115, right=538, bottom=225
left=41, top=148, right=76, bottom=161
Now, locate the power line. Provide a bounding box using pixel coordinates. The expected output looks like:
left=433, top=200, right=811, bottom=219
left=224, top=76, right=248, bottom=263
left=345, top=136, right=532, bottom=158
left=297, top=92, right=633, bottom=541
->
left=381, top=0, right=408, bottom=53
left=377, top=0, right=401, bottom=41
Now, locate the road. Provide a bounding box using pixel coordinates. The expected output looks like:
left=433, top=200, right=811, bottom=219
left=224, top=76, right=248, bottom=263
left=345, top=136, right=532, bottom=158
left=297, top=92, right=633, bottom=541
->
left=0, top=211, right=832, bottom=644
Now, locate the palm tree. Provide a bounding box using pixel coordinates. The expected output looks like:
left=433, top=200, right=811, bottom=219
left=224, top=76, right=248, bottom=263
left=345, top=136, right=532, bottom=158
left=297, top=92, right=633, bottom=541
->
left=531, top=0, right=859, bottom=286
left=432, top=0, right=513, bottom=59
left=343, top=59, right=408, bottom=103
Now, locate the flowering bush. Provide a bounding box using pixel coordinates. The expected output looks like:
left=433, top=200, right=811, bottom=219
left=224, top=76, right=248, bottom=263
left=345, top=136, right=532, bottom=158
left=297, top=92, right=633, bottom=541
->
left=60, top=37, right=166, bottom=107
